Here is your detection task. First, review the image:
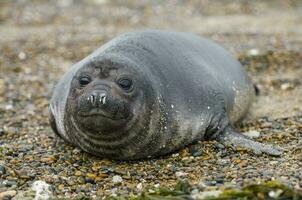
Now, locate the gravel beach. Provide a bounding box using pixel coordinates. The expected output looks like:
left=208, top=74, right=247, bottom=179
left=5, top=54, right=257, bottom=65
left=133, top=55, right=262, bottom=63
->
left=0, top=0, right=302, bottom=199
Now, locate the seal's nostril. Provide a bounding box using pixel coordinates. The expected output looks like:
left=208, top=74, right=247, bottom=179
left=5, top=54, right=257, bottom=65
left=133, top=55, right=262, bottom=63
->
left=90, top=94, right=96, bottom=106
left=100, top=93, right=106, bottom=105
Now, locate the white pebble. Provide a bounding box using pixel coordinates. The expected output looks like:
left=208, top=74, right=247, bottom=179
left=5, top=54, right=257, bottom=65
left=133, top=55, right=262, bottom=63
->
left=112, top=175, right=123, bottom=184
left=136, top=183, right=143, bottom=191
left=192, top=190, right=222, bottom=199
left=248, top=48, right=260, bottom=56
left=175, top=171, right=187, bottom=177
left=242, top=130, right=260, bottom=138
left=5, top=104, right=13, bottom=110
left=172, top=153, right=179, bottom=157
left=281, top=83, right=291, bottom=90
left=31, top=180, right=52, bottom=200
left=18, top=51, right=27, bottom=60
left=269, top=189, right=283, bottom=198
left=148, top=189, right=155, bottom=193
left=110, top=188, right=118, bottom=197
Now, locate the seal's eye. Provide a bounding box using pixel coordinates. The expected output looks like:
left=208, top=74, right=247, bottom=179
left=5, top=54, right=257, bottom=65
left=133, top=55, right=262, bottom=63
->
left=79, top=76, right=91, bottom=86
left=118, top=78, right=133, bottom=91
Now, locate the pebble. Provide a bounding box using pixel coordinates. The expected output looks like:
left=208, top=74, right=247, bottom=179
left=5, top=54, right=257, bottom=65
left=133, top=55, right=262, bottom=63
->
left=0, top=190, right=17, bottom=199
left=40, top=156, right=56, bottom=163
left=281, top=83, right=291, bottom=90
left=86, top=173, right=96, bottom=179
left=247, top=48, right=260, bottom=56
left=5, top=104, right=13, bottom=110
left=31, top=180, right=53, bottom=200
left=216, top=178, right=224, bottom=184
left=0, top=128, right=4, bottom=136
left=189, top=144, right=203, bottom=157
left=242, top=130, right=260, bottom=138
left=74, top=171, right=82, bottom=176
left=268, top=190, right=283, bottom=198
left=18, top=51, right=27, bottom=60
left=191, top=190, right=222, bottom=199
left=85, top=178, right=95, bottom=184
left=112, top=175, right=123, bottom=184
left=172, top=153, right=179, bottom=157
left=197, top=181, right=207, bottom=190
left=214, top=143, right=225, bottom=150
left=136, top=183, right=143, bottom=191
left=0, top=165, right=6, bottom=175
left=175, top=171, right=187, bottom=178
left=3, top=180, right=17, bottom=187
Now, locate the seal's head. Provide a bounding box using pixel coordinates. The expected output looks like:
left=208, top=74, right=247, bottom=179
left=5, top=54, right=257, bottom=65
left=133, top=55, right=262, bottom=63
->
left=62, top=55, right=163, bottom=159
left=68, top=57, right=147, bottom=133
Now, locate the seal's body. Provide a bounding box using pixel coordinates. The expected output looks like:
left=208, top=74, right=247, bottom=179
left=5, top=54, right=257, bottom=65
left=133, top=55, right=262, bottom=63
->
left=50, top=30, right=280, bottom=160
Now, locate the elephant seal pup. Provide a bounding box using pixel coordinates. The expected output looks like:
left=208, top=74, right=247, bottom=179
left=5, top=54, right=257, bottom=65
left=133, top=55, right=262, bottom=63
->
left=49, top=30, right=281, bottom=160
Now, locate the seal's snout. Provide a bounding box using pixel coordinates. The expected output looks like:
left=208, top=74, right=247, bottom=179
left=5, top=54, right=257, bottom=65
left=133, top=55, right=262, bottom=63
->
left=88, top=92, right=107, bottom=107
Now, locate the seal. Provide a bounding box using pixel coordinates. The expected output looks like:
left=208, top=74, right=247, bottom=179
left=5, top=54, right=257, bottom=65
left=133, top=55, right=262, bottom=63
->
left=49, top=30, right=281, bottom=160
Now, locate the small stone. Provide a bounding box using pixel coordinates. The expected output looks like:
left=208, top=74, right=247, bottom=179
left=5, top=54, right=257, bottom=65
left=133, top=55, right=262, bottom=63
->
left=3, top=180, right=17, bottom=187
left=268, top=189, right=283, bottom=198
left=136, top=183, right=143, bottom=191
left=210, top=180, right=217, bottom=186
left=197, top=181, right=207, bottom=190
left=112, top=175, right=123, bottom=184
left=191, top=188, right=199, bottom=195
left=247, top=48, right=260, bottom=56
left=40, top=156, right=56, bottom=163
left=94, top=176, right=103, bottom=182
left=242, top=130, right=260, bottom=138
left=66, top=180, right=75, bottom=186
left=31, top=180, right=53, bottom=200
left=74, top=171, right=82, bottom=176
left=5, top=104, right=13, bottom=110
left=189, top=144, right=203, bottom=157
left=86, top=173, right=96, bottom=179
left=58, top=184, right=65, bottom=190
left=11, top=189, right=35, bottom=200
left=18, top=51, right=27, bottom=60
left=110, top=188, right=118, bottom=196
left=281, top=83, right=291, bottom=90
left=85, top=178, right=95, bottom=184
left=175, top=171, right=187, bottom=178
left=148, top=189, right=155, bottom=193
left=215, top=143, right=225, bottom=150
left=192, top=190, right=222, bottom=199
left=216, top=178, right=224, bottom=184
left=0, top=190, right=17, bottom=199
left=0, top=128, right=4, bottom=136
left=172, top=153, right=179, bottom=157
left=0, top=165, right=6, bottom=175
left=16, top=169, right=32, bottom=179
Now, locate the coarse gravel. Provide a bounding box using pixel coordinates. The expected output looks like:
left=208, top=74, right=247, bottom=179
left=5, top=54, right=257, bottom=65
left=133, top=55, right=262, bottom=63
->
left=0, top=0, right=302, bottom=199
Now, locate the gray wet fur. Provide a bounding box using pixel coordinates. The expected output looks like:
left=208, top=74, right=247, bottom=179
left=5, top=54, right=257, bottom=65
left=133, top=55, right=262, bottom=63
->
left=50, top=30, right=281, bottom=160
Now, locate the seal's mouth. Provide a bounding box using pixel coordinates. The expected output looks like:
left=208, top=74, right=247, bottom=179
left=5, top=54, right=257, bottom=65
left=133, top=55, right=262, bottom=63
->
left=78, top=108, right=126, bottom=120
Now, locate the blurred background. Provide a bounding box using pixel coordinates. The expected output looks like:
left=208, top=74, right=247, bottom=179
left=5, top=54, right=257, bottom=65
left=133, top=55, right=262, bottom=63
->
left=0, top=0, right=302, bottom=198
left=1, top=0, right=302, bottom=122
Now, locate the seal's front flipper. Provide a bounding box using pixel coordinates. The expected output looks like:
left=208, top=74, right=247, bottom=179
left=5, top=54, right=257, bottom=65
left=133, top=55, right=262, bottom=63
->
left=216, top=126, right=282, bottom=156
